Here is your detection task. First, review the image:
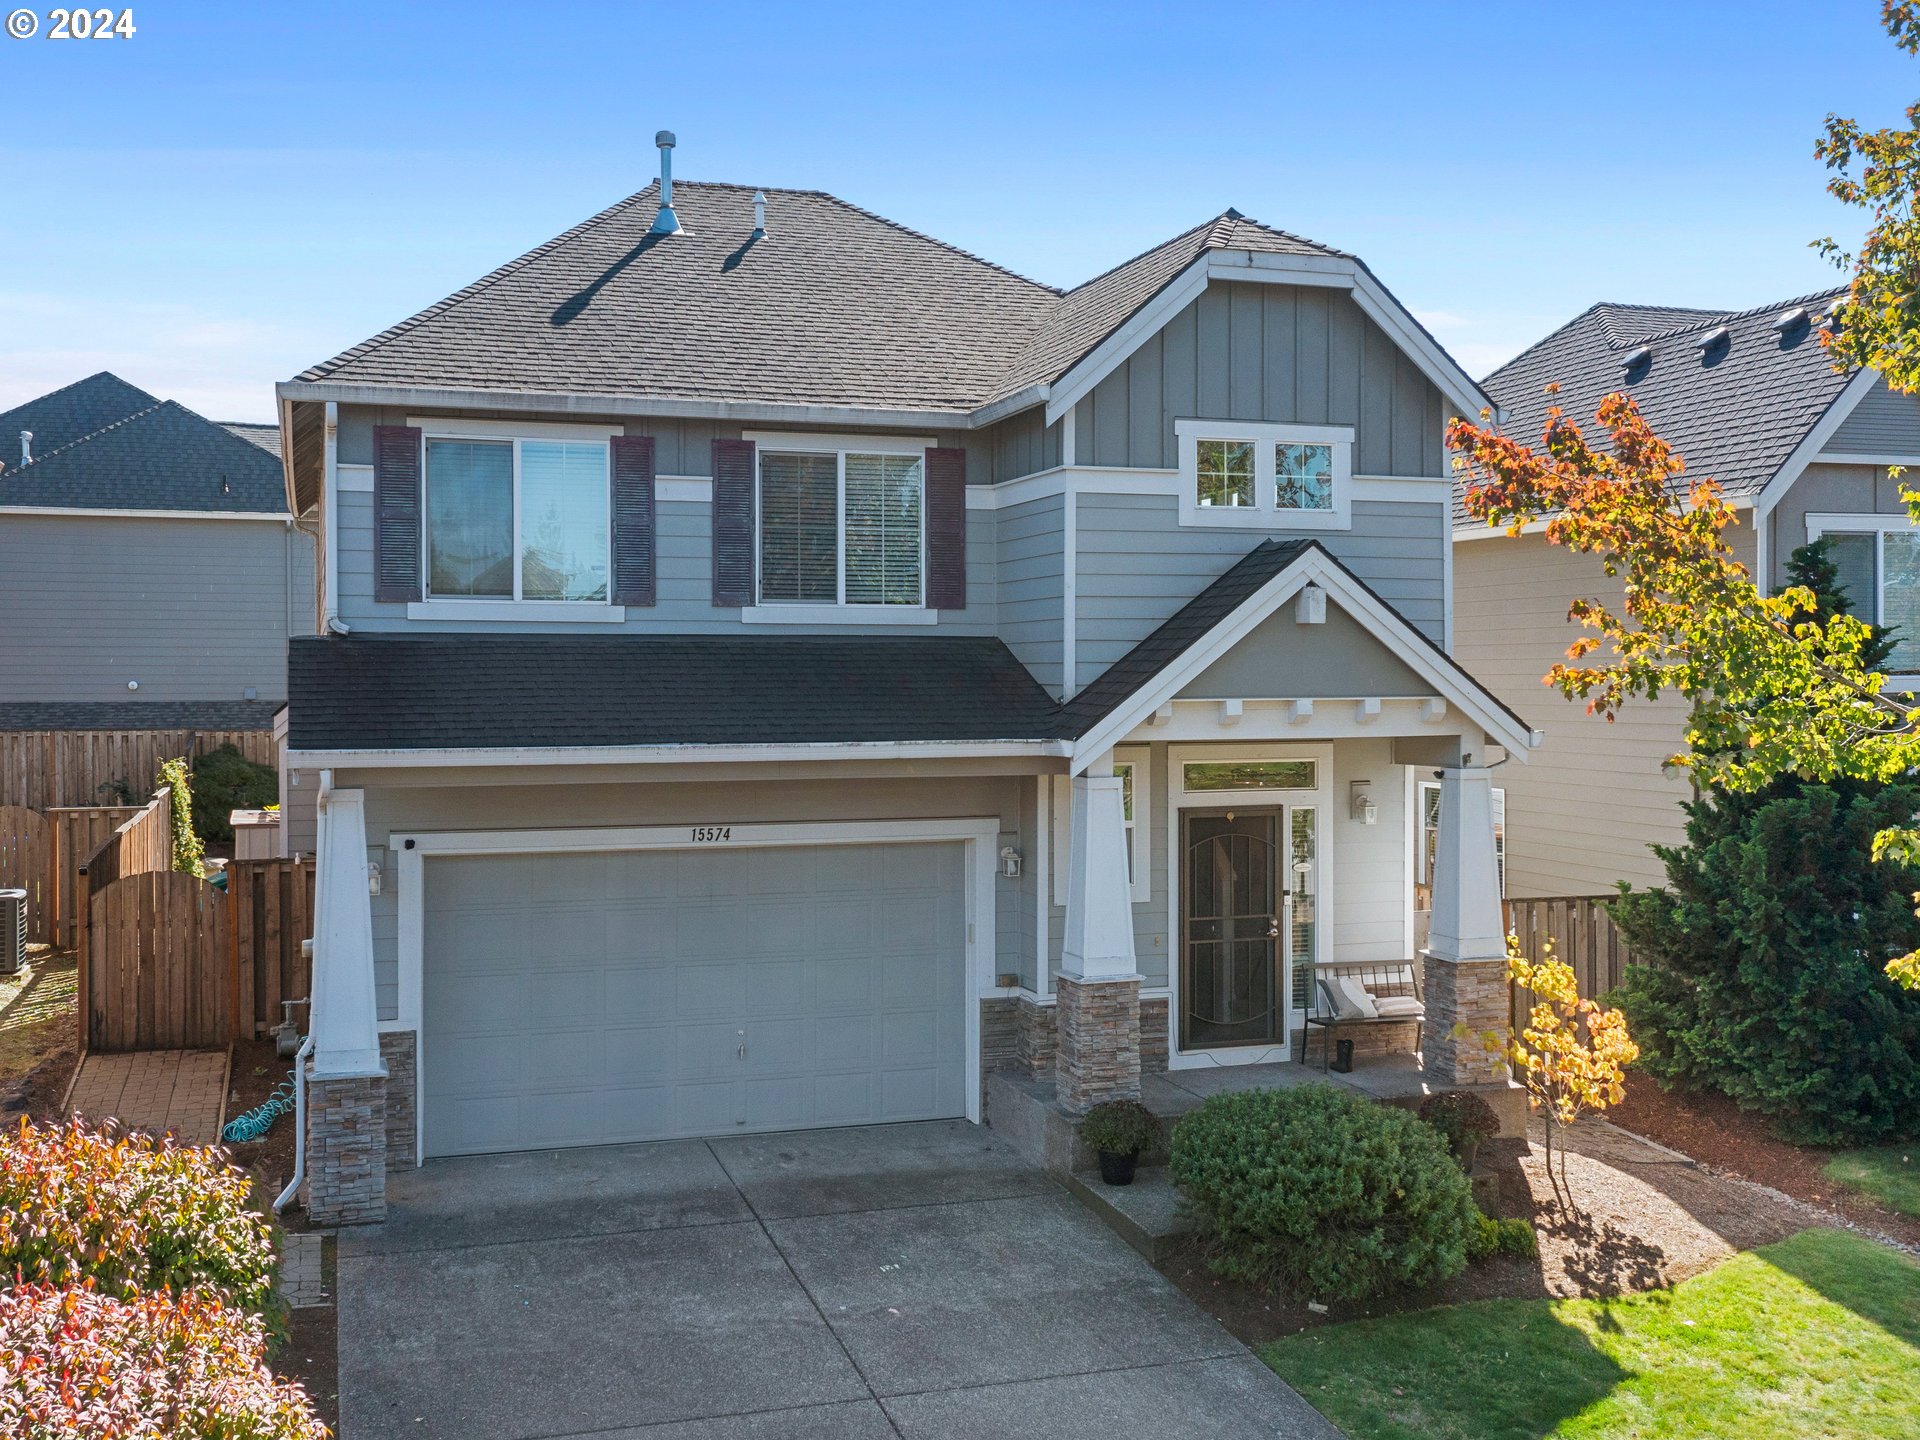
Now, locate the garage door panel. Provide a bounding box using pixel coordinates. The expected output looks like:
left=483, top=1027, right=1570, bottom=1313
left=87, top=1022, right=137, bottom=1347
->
left=423, top=840, right=969, bottom=1157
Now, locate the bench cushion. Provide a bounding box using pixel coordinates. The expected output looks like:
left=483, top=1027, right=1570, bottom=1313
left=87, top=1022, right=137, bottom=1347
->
left=1373, top=995, right=1425, bottom=1020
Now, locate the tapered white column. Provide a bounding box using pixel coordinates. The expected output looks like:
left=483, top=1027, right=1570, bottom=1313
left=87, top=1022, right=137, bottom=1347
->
left=1422, top=765, right=1510, bottom=1086
left=309, top=782, right=385, bottom=1079
left=1056, top=767, right=1142, bottom=1111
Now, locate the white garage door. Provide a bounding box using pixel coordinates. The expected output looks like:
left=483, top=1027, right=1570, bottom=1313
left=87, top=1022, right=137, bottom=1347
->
left=421, top=841, right=969, bottom=1157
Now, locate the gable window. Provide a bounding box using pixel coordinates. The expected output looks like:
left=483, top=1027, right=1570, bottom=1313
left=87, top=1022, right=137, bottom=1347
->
left=1176, top=419, right=1353, bottom=530
left=758, top=445, right=924, bottom=606
left=424, top=436, right=609, bottom=602
left=1809, top=518, right=1920, bottom=677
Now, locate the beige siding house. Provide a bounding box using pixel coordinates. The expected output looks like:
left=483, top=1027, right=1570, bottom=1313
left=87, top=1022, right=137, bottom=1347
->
left=1456, top=294, right=1920, bottom=898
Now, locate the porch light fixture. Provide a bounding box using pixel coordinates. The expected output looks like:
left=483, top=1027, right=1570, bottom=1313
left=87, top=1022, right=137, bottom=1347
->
left=1349, top=779, right=1378, bottom=826
left=998, top=845, right=1022, bottom=878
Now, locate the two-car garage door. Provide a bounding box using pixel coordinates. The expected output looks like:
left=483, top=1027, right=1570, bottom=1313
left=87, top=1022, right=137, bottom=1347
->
left=421, top=841, right=969, bottom=1158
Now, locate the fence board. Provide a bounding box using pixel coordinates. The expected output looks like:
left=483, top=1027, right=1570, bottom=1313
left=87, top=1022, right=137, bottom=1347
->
left=0, top=729, right=275, bottom=812
left=1504, top=894, right=1636, bottom=1035
left=0, top=806, right=51, bottom=945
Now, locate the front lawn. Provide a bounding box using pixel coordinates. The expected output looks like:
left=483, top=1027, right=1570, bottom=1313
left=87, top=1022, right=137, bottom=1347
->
left=1825, top=1147, right=1920, bottom=1218
left=1261, top=1228, right=1920, bottom=1440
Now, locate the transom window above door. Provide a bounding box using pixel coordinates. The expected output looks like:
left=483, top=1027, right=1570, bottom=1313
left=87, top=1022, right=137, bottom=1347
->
left=1176, top=420, right=1353, bottom=531
left=759, top=446, right=925, bottom=607
left=425, top=436, right=610, bottom=602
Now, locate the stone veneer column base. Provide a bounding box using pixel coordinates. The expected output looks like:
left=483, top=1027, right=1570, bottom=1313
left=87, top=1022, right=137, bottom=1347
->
left=379, top=1031, right=417, bottom=1171
left=304, top=1072, right=388, bottom=1227
left=1054, top=975, right=1141, bottom=1113
left=1422, top=954, right=1511, bottom=1087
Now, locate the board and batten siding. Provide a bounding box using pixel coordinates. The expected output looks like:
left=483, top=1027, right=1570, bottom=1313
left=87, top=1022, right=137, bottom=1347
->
left=1070, top=282, right=1446, bottom=475
left=1826, top=376, right=1920, bottom=456
left=1073, top=495, right=1446, bottom=693
left=353, top=771, right=1033, bottom=1022
left=0, top=513, right=312, bottom=704
left=1451, top=527, right=1760, bottom=896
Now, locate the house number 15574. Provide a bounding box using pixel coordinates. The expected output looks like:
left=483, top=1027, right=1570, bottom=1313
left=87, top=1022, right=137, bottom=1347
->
left=689, top=826, right=732, bottom=843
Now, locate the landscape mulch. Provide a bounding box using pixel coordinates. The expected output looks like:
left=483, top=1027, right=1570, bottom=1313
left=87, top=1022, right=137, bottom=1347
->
left=1609, top=1074, right=1920, bottom=1249
left=1159, top=1112, right=1813, bottom=1348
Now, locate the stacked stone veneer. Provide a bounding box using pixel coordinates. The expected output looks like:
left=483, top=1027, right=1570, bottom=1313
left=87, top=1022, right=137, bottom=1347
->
left=1139, top=996, right=1169, bottom=1073
left=380, top=1031, right=417, bottom=1170
left=1054, top=975, right=1140, bottom=1112
left=303, top=1071, right=387, bottom=1226
left=1422, top=955, right=1511, bottom=1087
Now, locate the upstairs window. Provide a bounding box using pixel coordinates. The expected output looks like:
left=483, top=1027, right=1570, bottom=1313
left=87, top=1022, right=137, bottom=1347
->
left=1176, top=420, right=1353, bottom=530
left=1808, top=519, right=1920, bottom=676
left=758, top=446, right=924, bottom=606
left=425, top=437, right=609, bottom=602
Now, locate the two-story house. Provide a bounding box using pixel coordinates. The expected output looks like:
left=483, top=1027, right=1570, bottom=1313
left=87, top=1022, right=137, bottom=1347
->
left=277, top=142, right=1535, bottom=1223
left=1457, top=291, right=1920, bottom=897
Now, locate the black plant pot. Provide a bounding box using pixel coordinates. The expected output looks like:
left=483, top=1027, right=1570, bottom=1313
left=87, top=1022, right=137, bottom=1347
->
left=1097, top=1149, right=1139, bottom=1186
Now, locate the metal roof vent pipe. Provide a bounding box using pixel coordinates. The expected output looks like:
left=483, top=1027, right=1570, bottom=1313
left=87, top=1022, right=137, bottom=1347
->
left=18, top=431, right=31, bottom=467
left=753, top=190, right=767, bottom=240
left=649, top=130, right=685, bottom=236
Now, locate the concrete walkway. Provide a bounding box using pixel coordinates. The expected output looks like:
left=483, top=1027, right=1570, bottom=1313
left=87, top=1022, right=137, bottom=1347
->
left=66, top=1048, right=228, bottom=1144
left=337, top=1121, right=1339, bottom=1440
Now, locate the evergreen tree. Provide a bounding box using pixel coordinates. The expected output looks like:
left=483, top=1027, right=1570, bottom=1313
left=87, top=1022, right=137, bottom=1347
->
left=1780, top=535, right=1898, bottom=671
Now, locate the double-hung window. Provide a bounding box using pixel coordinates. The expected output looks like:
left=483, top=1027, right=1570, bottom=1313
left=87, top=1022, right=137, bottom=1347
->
left=424, top=435, right=610, bottom=603
left=1175, top=420, right=1353, bottom=530
left=757, top=442, right=925, bottom=608
left=1808, top=517, right=1920, bottom=680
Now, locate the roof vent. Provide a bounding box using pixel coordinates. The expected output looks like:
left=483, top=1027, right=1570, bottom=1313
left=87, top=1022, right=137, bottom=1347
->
left=1694, top=325, right=1730, bottom=354
left=1620, top=345, right=1652, bottom=372
left=18, top=431, right=30, bottom=467
left=648, top=130, right=684, bottom=237
left=752, top=190, right=767, bottom=240
left=1773, top=306, right=1810, bottom=332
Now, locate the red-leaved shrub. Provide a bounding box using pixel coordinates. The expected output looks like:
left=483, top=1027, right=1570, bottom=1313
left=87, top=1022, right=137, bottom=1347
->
left=0, top=1117, right=276, bottom=1313
left=0, top=1283, right=326, bottom=1439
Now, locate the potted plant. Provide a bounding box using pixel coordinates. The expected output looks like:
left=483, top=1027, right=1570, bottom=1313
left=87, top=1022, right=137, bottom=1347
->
left=1080, top=1099, right=1161, bottom=1186
left=1418, top=1090, right=1500, bottom=1173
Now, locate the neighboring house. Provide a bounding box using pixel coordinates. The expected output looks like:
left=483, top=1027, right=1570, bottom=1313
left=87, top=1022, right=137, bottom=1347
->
left=1456, top=291, right=1920, bottom=897
left=0, top=372, right=316, bottom=807
left=277, top=150, right=1536, bottom=1223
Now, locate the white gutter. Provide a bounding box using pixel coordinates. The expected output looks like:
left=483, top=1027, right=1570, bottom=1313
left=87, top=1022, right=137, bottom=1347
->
left=322, top=402, right=348, bottom=635
left=282, top=739, right=1073, bottom=771
left=271, top=1031, right=314, bottom=1214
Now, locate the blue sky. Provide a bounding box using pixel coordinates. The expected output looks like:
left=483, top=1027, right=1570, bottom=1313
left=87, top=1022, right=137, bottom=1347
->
left=0, top=1, right=1912, bottom=421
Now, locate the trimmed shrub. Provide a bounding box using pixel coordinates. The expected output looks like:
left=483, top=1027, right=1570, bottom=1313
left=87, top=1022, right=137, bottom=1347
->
left=0, top=1284, right=326, bottom=1439
left=1079, top=1099, right=1161, bottom=1157
left=189, top=744, right=278, bottom=845
left=0, top=1118, right=276, bottom=1314
left=1168, top=1084, right=1476, bottom=1300
left=1418, top=1090, right=1501, bottom=1160
left=1608, top=776, right=1920, bottom=1144
left=1466, top=1211, right=1539, bottom=1263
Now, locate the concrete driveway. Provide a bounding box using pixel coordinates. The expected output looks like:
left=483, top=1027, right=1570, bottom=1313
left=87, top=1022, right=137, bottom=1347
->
left=337, top=1121, right=1339, bottom=1440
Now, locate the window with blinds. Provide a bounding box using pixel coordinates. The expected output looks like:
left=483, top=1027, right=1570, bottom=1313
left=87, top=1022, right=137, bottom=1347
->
left=758, top=448, right=924, bottom=606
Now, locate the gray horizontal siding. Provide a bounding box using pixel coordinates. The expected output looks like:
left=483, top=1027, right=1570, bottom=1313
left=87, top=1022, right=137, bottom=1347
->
left=1071, top=283, right=1444, bottom=475
left=995, top=493, right=1066, bottom=696
left=0, top=513, right=309, bottom=704
left=1827, top=377, right=1920, bottom=454
left=1072, top=494, right=1445, bottom=691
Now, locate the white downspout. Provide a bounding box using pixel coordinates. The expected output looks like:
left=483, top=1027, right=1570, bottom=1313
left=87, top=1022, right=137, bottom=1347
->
left=274, top=766, right=334, bottom=1214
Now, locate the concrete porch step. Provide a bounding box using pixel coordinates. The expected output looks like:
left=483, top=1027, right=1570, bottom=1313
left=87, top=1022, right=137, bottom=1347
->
left=1064, top=1165, right=1192, bottom=1263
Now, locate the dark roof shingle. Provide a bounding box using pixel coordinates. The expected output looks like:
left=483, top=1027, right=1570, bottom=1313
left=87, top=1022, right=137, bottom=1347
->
left=0, top=372, right=158, bottom=461
left=0, top=398, right=288, bottom=513
left=0, top=701, right=281, bottom=732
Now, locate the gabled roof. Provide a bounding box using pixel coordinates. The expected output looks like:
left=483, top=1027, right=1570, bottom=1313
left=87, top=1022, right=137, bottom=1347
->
left=1472, top=288, right=1855, bottom=526
left=0, top=396, right=289, bottom=513
left=0, top=372, right=158, bottom=459
left=222, top=421, right=282, bottom=460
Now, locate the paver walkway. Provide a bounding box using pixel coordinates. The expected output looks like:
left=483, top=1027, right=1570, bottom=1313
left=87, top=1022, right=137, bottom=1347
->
left=67, top=1048, right=228, bottom=1144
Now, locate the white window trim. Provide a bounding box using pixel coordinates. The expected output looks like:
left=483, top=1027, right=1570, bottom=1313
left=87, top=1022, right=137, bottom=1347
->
left=1115, top=748, right=1151, bottom=904
left=1174, top=418, right=1353, bottom=531
left=384, top=816, right=1000, bottom=1163
left=1805, top=512, right=1920, bottom=689
left=416, top=426, right=617, bottom=612
left=754, top=438, right=931, bottom=614
left=1164, top=742, right=1333, bottom=1070
left=1417, top=779, right=1505, bottom=899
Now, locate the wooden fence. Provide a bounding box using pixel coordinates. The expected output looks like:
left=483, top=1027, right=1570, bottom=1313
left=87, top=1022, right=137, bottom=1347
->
left=0, top=803, right=146, bottom=947
left=0, top=806, right=50, bottom=944
left=81, top=858, right=314, bottom=1052
left=0, top=728, right=274, bottom=811
left=1503, top=894, right=1635, bottom=1002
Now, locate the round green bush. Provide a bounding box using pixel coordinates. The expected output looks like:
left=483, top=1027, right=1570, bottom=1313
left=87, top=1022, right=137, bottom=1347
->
left=1418, top=1090, right=1500, bottom=1158
left=1168, top=1084, right=1476, bottom=1300
left=1079, top=1099, right=1160, bottom=1157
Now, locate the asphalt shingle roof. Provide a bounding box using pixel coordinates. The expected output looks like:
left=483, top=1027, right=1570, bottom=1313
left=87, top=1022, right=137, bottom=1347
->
left=0, top=394, right=288, bottom=513
left=0, top=372, right=158, bottom=459
left=286, top=634, right=1063, bottom=750
left=1472, top=289, right=1855, bottom=525
left=0, top=701, right=282, bottom=732
left=221, top=421, right=282, bottom=460
left=297, top=185, right=1346, bottom=415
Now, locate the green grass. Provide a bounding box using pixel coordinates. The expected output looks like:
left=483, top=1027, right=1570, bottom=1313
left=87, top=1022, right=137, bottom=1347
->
left=0, top=950, right=75, bottom=1085
left=1824, top=1146, right=1920, bottom=1217
left=1261, top=1228, right=1920, bottom=1440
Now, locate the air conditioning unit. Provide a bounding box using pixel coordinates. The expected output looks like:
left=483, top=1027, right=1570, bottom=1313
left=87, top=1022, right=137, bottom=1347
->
left=0, top=889, right=25, bottom=977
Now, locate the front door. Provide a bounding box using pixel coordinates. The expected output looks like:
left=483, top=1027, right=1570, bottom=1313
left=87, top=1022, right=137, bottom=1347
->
left=1180, top=810, right=1286, bottom=1051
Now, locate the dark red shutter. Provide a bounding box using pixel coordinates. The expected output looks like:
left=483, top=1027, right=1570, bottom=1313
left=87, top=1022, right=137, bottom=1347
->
left=372, top=425, right=423, bottom=604
left=609, top=435, right=657, bottom=606
left=711, top=438, right=757, bottom=607
left=925, top=446, right=967, bottom=610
